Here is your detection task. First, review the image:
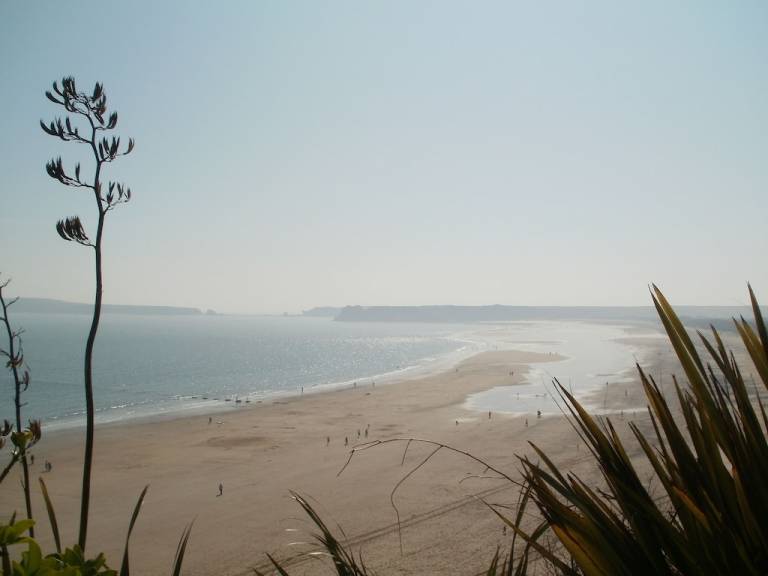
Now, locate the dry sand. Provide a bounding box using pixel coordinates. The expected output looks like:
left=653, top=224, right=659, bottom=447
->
left=1, top=337, right=677, bottom=575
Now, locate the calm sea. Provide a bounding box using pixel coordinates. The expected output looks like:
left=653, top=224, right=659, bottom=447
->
left=4, top=314, right=474, bottom=429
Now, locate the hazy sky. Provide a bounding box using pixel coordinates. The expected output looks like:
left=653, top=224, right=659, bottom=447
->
left=1, top=2, right=766, bottom=314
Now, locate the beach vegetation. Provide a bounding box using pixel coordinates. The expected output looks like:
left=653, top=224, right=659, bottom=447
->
left=0, top=277, right=41, bottom=536
left=261, top=285, right=768, bottom=575
left=256, top=492, right=370, bottom=576
left=41, top=77, right=134, bottom=551
left=504, top=284, right=768, bottom=575
left=1, top=516, right=116, bottom=576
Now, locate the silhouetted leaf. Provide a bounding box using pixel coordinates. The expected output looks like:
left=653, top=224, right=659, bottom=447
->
left=45, top=91, right=63, bottom=105
left=171, top=521, right=194, bottom=576
left=120, top=485, right=149, bottom=576
left=56, top=216, right=89, bottom=244
left=39, top=476, right=62, bottom=554
left=40, top=120, right=57, bottom=136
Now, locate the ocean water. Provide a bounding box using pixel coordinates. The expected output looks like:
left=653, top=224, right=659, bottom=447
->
left=4, top=314, right=475, bottom=429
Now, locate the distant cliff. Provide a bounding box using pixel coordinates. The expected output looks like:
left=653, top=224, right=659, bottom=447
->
left=302, top=307, right=343, bottom=317
left=334, top=304, right=754, bottom=325
left=13, top=298, right=205, bottom=316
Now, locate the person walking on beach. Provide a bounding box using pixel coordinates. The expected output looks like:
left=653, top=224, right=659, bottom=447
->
left=218, top=483, right=223, bottom=497
left=344, top=436, right=348, bottom=447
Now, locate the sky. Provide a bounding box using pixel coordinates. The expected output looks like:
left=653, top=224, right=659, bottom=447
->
left=1, top=1, right=766, bottom=314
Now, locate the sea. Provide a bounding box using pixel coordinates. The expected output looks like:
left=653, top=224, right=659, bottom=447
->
left=3, top=313, right=666, bottom=431
left=4, top=313, right=479, bottom=430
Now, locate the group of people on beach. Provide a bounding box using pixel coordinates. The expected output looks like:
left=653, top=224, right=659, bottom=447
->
left=334, top=423, right=371, bottom=447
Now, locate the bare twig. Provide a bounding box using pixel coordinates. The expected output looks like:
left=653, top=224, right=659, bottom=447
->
left=0, top=277, right=35, bottom=535
left=338, top=438, right=522, bottom=486
left=337, top=437, right=526, bottom=556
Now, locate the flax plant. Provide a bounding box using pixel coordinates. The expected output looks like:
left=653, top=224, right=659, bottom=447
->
left=41, top=77, right=134, bottom=551
left=508, top=285, right=768, bottom=575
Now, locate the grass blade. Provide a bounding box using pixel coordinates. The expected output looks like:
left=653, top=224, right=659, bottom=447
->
left=171, top=520, right=194, bottom=576
left=261, top=553, right=291, bottom=576
left=38, top=476, right=61, bottom=554
left=120, top=484, right=149, bottom=576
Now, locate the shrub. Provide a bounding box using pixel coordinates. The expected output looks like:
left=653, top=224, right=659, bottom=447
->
left=510, top=285, right=768, bottom=575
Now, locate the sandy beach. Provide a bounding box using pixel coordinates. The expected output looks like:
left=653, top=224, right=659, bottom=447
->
left=1, top=335, right=676, bottom=575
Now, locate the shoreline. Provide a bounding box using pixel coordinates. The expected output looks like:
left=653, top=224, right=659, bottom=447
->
left=41, top=319, right=663, bottom=433
left=47, top=344, right=552, bottom=445
left=37, top=328, right=492, bottom=433
left=40, top=320, right=667, bottom=444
